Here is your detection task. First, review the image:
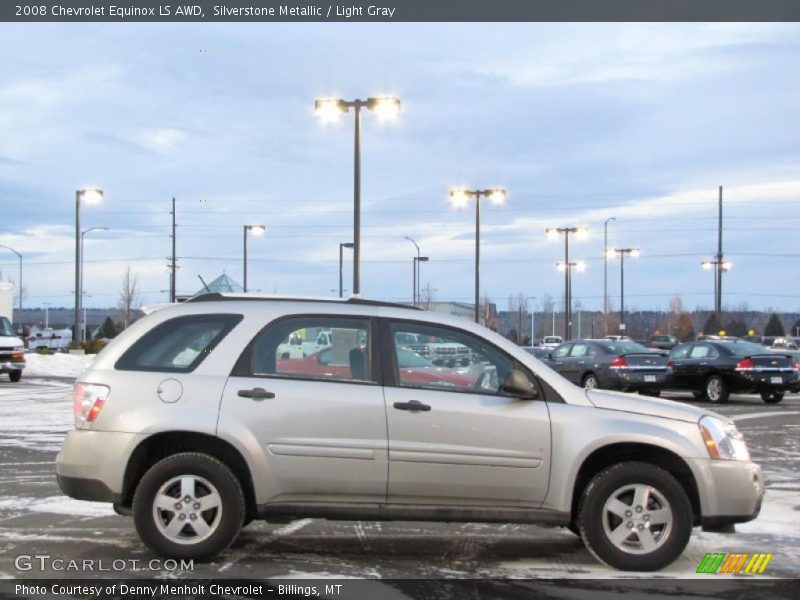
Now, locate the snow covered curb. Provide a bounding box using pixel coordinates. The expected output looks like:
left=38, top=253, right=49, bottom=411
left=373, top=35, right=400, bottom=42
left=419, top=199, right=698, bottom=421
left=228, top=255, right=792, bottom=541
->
left=23, top=353, right=96, bottom=378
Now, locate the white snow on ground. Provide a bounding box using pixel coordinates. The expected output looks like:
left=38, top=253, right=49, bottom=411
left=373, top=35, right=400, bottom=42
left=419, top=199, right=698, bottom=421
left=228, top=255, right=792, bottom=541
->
left=738, top=489, right=800, bottom=538
left=0, top=495, right=114, bottom=517
left=22, top=353, right=95, bottom=378
left=0, top=381, right=72, bottom=451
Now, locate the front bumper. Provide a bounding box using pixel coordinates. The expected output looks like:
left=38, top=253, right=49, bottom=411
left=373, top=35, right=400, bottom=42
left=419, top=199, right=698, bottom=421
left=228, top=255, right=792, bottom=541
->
left=56, top=429, right=146, bottom=502
left=0, top=360, right=24, bottom=373
left=687, top=457, right=764, bottom=528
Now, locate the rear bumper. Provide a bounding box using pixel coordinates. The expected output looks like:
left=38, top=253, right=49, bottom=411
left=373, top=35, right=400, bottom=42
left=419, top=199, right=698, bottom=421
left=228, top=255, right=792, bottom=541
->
left=57, top=474, right=120, bottom=503
left=605, top=370, right=672, bottom=390
left=731, top=371, right=799, bottom=393
left=688, top=457, right=764, bottom=526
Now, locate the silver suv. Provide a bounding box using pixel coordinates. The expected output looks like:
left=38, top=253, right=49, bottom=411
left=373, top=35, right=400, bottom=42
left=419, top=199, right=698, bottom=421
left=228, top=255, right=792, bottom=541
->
left=56, top=294, right=763, bottom=571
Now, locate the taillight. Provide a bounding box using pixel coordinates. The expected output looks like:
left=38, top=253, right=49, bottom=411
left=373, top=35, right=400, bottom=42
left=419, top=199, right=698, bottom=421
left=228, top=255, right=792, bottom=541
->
left=610, top=356, right=628, bottom=369
left=667, top=359, right=673, bottom=368
left=792, top=360, right=800, bottom=371
left=735, top=358, right=755, bottom=371
left=74, top=383, right=110, bottom=429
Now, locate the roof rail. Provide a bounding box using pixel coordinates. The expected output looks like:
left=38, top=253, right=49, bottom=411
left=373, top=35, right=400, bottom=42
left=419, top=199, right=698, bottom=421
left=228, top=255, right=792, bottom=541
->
left=184, top=293, right=422, bottom=311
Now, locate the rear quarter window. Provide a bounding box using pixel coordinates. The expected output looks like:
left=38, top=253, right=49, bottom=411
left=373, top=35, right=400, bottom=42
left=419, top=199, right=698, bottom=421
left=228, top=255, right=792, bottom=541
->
left=115, top=313, right=243, bottom=373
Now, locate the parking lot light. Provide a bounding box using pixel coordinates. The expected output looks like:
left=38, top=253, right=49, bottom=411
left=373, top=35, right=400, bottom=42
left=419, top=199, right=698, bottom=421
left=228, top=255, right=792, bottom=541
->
left=315, top=95, right=401, bottom=297
left=243, top=224, right=266, bottom=293
left=610, top=247, right=640, bottom=333
left=75, top=188, right=104, bottom=343
left=546, top=226, right=588, bottom=339
left=339, top=242, right=354, bottom=298
left=449, top=187, right=508, bottom=323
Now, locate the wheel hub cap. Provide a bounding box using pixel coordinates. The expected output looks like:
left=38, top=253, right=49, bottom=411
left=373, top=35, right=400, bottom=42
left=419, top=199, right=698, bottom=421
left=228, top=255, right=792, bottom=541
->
left=152, top=474, right=223, bottom=545
left=602, top=483, right=673, bottom=555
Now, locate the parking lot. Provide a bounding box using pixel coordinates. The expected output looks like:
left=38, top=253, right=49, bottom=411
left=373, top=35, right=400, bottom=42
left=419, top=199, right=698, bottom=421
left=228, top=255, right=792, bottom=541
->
left=0, top=376, right=798, bottom=580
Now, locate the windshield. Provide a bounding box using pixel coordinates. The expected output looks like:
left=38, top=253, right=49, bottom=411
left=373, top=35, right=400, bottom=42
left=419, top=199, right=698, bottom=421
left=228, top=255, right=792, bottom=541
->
left=724, top=341, right=777, bottom=357
left=600, top=340, right=650, bottom=354
left=0, top=317, right=16, bottom=337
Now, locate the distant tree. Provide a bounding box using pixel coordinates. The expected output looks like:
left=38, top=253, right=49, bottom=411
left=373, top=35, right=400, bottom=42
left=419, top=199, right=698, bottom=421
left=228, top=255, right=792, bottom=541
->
left=100, top=316, right=118, bottom=339
left=726, top=319, right=748, bottom=338
left=702, top=313, right=722, bottom=336
left=764, top=313, right=785, bottom=337
left=507, top=328, right=519, bottom=343
left=791, top=318, right=800, bottom=337
left=117, top=265, right=141, bottom=327
left=508, top=293, right=530, bottom=345
left=418, top=282, right=435, bottom=310
left=480, top=296, right=499, bottom=331
left=668, top=294, right=696, bottom=340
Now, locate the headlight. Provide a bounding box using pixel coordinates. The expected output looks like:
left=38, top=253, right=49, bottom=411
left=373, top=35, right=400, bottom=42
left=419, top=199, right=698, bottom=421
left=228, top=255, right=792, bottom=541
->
left=698, top=416, right=750, bottom=461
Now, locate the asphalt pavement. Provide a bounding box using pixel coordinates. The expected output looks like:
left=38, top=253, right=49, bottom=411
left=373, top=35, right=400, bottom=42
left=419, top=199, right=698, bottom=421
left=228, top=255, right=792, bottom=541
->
left=0, top=378, right=798, bottom=580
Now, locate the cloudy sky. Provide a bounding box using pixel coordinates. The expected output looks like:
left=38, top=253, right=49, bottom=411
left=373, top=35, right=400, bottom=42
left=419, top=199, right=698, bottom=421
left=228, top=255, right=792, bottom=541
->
left=0, top=22, right=798, bottom=314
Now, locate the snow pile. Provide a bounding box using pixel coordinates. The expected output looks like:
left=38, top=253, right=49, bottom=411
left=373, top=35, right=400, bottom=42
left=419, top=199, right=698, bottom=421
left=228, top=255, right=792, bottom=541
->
left=0, top=495, right=114, bottom=518
left=23, top=352, right=96, bottom=378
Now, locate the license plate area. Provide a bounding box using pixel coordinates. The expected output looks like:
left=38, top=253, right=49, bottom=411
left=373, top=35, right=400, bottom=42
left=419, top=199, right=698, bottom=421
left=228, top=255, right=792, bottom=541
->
left=770, top=376, right=783, bottom=384
left=644, top=375, right=657, bottom=383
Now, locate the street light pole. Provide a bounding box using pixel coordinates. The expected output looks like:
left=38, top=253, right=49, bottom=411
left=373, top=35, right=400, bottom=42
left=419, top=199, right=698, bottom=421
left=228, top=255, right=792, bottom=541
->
left=449, top=188, right=507, bottom=323
left=610, top=247, right=639, bottom=333
left=404, top=237, right=421, bottom=305
left=315, top=96, right=401, bottom=298
left=80, top=227, right=109, bottom=341
left=243, top=224, right=266, bottom=293
left=415, top=256, right=429, bottom=307
left=546, top=227, right=588, bottom=340
left=339, top=242, right=354, bottom=298
left=74, top=189, right=103, bottom=343
left=170, top=197, right=176, bottom=303
left=603, top=217, right=616, bottom=334
left=702, top=259, right=731, bottom=324
left=0, top=244, right=22, bottom=326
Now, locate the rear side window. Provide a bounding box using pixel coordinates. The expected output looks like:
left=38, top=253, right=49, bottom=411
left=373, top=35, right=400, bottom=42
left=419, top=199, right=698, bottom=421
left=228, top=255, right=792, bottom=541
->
left=115, top=314, right=242, bottom=373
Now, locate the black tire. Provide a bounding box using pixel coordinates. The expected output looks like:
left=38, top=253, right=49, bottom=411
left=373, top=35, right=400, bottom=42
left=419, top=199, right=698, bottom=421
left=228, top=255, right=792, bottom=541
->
left=761, top=391, right=784, bottom=404
left=132, top=452, right=245, bottom=561
left=639, top=389, right=660, bottom=398
left=9, top=370, right=22, bottom=382
left=583, top=373, right=600, bottom=390
left=704, top=375, right=729, bottom=404
left=577, top=461, right=692, bottom=571
left=691, top=391, right=704, bottom=400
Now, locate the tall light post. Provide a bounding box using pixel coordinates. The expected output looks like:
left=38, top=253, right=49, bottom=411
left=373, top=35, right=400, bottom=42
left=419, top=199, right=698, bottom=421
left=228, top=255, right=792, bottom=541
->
left=609, top=247, right=640, bottom=333
left=74, top=188, right=104, bottom=343
left=315, top=95, right=401, bottom=298
left=449, top=187, right=507, bottom=323
left=339, top=242, right=354, bottom=298
left=43, top=302, right=50, bottom=329
left=243, top=225, right=266, bottom=293
left=80, top=227, right=109, bottom=341
left=702, top=259, right=731, bottom=319
left=414, top=256, right=429, bottom=306
left=546, top=226, right=588, bottom=339
left=404, top=236, right=420, bottom=305
left=603, top=217, right=616, bottom=333
left=555, top=260, right=586, bottom=340
left=0, top=244, right=22, bottom=327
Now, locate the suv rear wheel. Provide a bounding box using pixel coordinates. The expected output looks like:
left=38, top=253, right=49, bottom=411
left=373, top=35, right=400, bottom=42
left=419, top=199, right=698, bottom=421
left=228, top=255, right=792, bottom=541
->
left=577, top=461, right=692, bottom=571
left=132, top=452, right=245, bottom=560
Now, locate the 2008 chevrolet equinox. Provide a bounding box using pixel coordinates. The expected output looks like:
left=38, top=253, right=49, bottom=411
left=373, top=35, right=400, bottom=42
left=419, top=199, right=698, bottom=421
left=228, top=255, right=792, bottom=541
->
left=56, top=294, right=763, bottom=571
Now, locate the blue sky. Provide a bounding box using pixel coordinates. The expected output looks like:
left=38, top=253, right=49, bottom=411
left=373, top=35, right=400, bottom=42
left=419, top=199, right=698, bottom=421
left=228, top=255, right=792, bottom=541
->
left=0, top=23, right=798, bottom=313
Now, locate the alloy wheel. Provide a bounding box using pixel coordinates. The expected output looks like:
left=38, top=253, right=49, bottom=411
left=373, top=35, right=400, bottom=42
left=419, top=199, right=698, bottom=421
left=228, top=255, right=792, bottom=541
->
left=601, top=483, right=673, bottom=555
left=152, top=475, right=223, bottom=545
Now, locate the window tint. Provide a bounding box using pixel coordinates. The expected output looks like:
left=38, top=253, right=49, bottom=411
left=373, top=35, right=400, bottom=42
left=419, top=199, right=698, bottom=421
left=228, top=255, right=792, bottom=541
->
left=389, top=322, right=518, bottom=394
left=669, top=344, right=691, bottom=360
left=689, top=344, right=717, bottom=359
left=242, top=316, right=373, bottom=383
left=551, top=344, right=571, bottom=358
left=116, top=314, right=242, bottom=372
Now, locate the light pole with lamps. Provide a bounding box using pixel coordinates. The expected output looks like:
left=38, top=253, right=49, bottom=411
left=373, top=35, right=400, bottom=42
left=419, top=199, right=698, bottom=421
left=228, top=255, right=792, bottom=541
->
left=339, top=242, right=354, bottom=298
left=414, top=256, right=429, bottom=306
left=404, top=236, right=420, bottom=305
left=315, top=95, right=401, bottom=298
left=555, top=260, right=586, bottom=340
left=243, top=225, right=266, bottom=293
left=449, top=187, right=507, bottom=323
left=80, top=227, right=109, bottom=341
left=702, top=259, right=731, bottom=321
left=0, top=244, right=22, bottom=327
left=546, top=226, right=588, bottom=339
left=74, top=189, right=104, bottom=343
left=603, top=217, right=616, bottom=333
left=609, top=247, right=640, bottom=333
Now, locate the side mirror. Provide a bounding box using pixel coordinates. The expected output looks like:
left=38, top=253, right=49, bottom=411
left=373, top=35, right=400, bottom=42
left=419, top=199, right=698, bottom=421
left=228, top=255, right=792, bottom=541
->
left=500, top=369, right=539, bottom=400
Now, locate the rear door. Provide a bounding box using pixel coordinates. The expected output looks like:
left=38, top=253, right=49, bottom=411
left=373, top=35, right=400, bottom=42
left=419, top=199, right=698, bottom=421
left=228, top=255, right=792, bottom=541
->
left=668, top=343, right=693, bottom=387
left=218, top=315, right=388, bottom=504
left=382, top=319, right=551, bottom=508
left=565, top=342, right=593, bottom=383
left=547, top=343, right=573, bottom=378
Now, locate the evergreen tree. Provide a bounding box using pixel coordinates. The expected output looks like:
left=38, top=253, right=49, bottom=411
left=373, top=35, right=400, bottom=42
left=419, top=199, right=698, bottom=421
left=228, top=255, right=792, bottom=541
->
left=726, top=319, right=748, bottom=338
left=791, top=318, right=800, bottom=337
left=764, top=313, right=785, bottom=337
left=703, top=313, right=722, bottom=336
left=100, top=316, right=118, bottom=339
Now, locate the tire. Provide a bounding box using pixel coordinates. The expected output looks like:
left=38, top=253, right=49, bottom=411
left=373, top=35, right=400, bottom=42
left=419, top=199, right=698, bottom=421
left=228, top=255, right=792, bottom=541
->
left=583, top=374, right=600, bottom=389
left=704, top=375, right=729, bottom=404
left=577, top=461, right=692, bottom=571
left=691, top=391, right=704, bottom=400
left=761, top=391, right=784, bottom=404
left=132, top=452, right=245, bottom=561
left=9, top=370, right=22, bottom=382
left=639, top=389, right=660, bottom=398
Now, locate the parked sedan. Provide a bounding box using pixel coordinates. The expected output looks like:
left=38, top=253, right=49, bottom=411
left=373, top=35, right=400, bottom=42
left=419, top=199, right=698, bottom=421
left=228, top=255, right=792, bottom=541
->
left=667, top=340, right=800, bottom=404
left=545, top=339, right=672, bottom=394
left=649, top=334, right=680, bottom=351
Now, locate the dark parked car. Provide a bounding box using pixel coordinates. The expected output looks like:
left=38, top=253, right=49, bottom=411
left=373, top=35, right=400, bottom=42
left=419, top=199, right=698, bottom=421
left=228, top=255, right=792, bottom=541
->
left=667, top=340, right=800, bottom=404
left=545, top=339, right=672, bottom=394
left=649, top=334, right=680, bottom=351
left=522, top=346, right=549, bottom=359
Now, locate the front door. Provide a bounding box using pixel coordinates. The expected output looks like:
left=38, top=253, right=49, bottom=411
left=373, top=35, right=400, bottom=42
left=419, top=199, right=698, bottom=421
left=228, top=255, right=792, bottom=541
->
left=219, top=315, right=387, bottom=504
left=382, top=320, right=551, bottom=508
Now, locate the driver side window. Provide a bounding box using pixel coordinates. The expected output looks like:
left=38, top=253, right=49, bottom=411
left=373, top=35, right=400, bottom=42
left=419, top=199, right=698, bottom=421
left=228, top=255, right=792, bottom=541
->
left=388, top=322, right=515, bottom=395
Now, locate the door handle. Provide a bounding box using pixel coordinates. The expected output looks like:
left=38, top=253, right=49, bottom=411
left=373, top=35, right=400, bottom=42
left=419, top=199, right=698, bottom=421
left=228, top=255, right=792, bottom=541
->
left=393, top=400, right=431, bottom=412
left=238, top=387, right=276, bottom=400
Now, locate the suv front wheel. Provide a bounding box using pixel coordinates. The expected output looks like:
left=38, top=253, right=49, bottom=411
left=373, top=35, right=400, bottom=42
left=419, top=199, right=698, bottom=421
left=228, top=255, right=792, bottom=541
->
left=132, top=452, right=245, bottom=560
left=577, top=461, right=692, bottom=571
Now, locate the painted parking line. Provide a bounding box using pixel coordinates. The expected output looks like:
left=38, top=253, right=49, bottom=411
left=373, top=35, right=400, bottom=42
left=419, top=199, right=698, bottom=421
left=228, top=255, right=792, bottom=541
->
left=733, top=411, right=800, bottom=421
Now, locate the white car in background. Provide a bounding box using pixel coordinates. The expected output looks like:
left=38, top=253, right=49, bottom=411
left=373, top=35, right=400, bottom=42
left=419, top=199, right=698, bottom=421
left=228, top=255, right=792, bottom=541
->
left=541, top=335, right=563, bottom=350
